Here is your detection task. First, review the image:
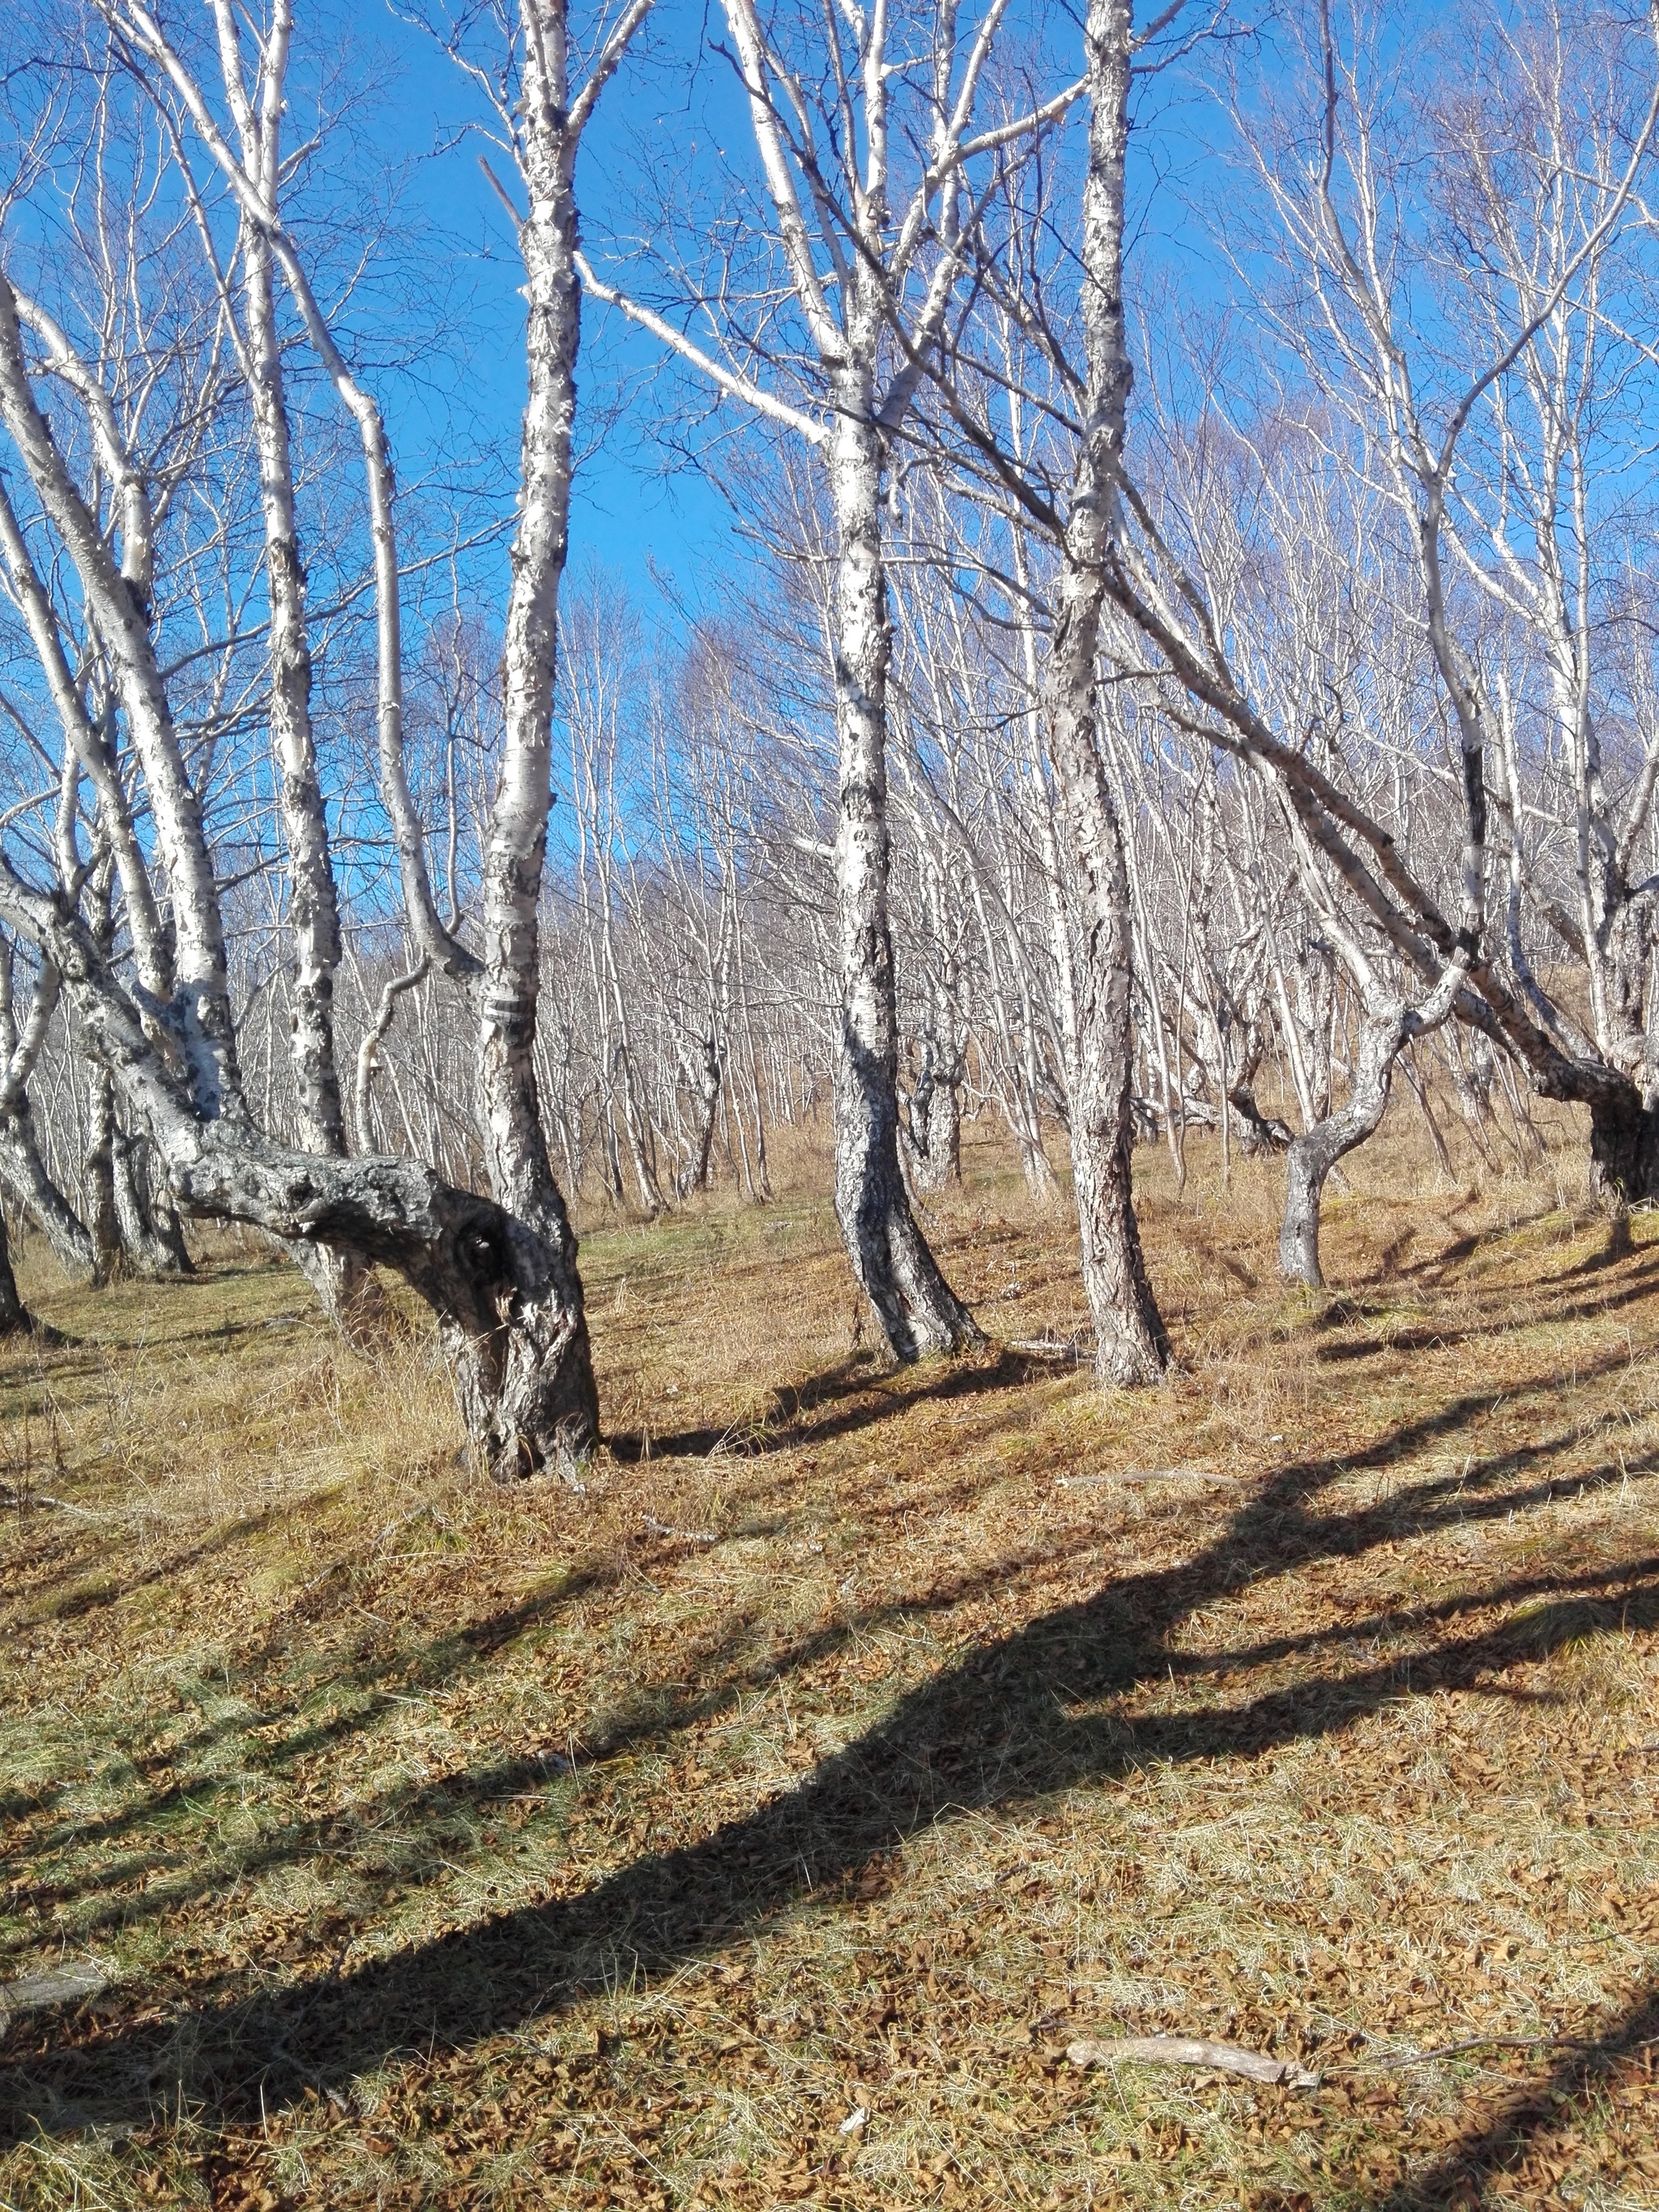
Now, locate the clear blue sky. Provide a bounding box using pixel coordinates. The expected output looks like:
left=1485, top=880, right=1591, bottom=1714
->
left=363, top=0, right=744, bottom=634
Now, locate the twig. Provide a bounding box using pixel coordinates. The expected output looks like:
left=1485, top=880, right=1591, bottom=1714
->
left=0, top=1484, right=103, bottom=1518
left=1007, top=1338, right=1090, bottom=1364
left=1335, top=2031, right=1658, bottom=2073
left=640, top=1514, right=719, bottom=1544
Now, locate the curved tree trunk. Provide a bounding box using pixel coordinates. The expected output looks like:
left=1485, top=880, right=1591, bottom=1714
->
left=11, top=896, right=594, bottom=1475
left=1279, top=1001, right=1411, bottom=1289
left=828, top=378, right=980, bottom=1360
left=0, top=1104, right=96, bottom=1278
left=1041, top=0, right=1169, bottom=1390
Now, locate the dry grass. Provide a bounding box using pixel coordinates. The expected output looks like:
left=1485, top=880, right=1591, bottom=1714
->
left=1, top=1112, right=1657, bottom=2211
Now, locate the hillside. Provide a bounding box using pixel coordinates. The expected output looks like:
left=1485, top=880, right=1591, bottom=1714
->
left=2, top=1132, right=1657, bottom=2210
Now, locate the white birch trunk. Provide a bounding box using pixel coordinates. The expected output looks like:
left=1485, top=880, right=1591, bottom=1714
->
left=1040, top=0, right=1168, bottom=1387
left=471, top=0, right=604, bottom=1467
left=828, top=362, right=980, bottom=1356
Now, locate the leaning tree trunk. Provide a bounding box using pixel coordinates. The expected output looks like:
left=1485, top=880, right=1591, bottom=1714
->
left=1040, top=0, right=1169, bottom=1389
left=6, top=890, right=599, bottom=1466
left=0, top=1105, right=95, bottom=1278
left=826, top=365, right=980, bottom=1359
left=1280, top=1001, right=1413, bottom=1289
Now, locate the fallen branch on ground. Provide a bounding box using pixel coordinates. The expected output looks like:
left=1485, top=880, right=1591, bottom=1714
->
left=0, top=1484, right=103, bottom=1518
left=1068, top=2035, right=1320, bottom=2089
left=0, top=1963, right=109, bottom=2028
left=1056, top=1467, right=1238, bottom=1488
left=640, top=1514, right=719, bottom=1543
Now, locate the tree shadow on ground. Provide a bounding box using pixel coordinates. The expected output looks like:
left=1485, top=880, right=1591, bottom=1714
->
left=604, top=1345, right=1068, bottom=1461
left=1368, top=1979, right=1659, bottom=2209
left=5, top=1351, right=1655, bottom=2148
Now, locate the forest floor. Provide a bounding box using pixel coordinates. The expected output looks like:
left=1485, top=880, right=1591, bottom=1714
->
left=0, top=1121, right=1657, bottom=2212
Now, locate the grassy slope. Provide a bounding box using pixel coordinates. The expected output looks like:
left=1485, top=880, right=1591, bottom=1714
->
left=0, top=1125, right=1656, bottom=2211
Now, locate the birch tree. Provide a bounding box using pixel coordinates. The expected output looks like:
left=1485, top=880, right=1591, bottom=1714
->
left=0, top=0, right=650, bottom=1475
left=577, top=0, right=1081, bottom=1357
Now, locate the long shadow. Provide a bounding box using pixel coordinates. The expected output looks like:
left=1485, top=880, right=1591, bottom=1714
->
left=1369, top=1978, right=1659, bottom=2209
left=0, top=1564, right=622, bottom=1903
left=25, top=1353, right=1615, bottom=1937
left=605, top=1345, right=1071, bottom=1462
left=6, top=1372, right=1653, bottom=2146
left=1395, top=1206, right=1563, bottom=1280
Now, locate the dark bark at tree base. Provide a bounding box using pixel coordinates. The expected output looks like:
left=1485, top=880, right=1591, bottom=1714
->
left=836, top=1044, right=981, bottom=1362
left=1587, top=1089, right=1659, bottom=1207
left=1228, top=1085, right=1293, bottom=1157
left=676, top=1037, right=724, bottom=1200
left=113, top=1128, right=193, bottom=1277
left=154, top=1129, right=597, bottom=1480
left=904, top=1040, right=963, bottom=1194
left=1073, top=1115, right=1171, bottom=1387
left=0, top=1207, right=31, bottom=1337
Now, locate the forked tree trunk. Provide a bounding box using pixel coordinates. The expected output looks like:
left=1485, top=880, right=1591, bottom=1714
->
left=1042, top=0, right=1169, bottom=1389
left=678, top=1034, right=723, bottom=1197
left=1279, top=1001, right=1411, bottom=1289
left=827, top=382, right=981, bottom=1360
left=906, top=1031, right=963, bottom=1193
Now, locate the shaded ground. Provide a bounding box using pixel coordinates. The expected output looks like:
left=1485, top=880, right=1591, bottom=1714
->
left=0, top=1130, right=1656, bottom=2209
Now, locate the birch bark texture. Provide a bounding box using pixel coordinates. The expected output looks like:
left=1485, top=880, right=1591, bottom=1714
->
left=1039, top=0, right=1169, bottom=1386
left=829, top=355, right=980, bottom=1357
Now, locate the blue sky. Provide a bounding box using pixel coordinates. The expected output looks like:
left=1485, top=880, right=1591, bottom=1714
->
left=363, top=0, right=746, bottom=634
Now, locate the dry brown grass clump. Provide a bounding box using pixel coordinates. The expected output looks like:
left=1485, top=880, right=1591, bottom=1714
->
left=0, top=1117, right=1656, bottom=2210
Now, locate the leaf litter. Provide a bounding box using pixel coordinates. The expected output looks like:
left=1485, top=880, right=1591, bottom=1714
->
left=0, top=1128, right=1655, bottom=2208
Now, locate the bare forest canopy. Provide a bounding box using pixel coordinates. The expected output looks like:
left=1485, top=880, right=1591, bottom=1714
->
left=5, top=0, right=1659, bottom=1458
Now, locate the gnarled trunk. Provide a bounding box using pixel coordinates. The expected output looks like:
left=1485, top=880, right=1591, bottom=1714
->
left=1584, top=1078, right=1659, bottom=1251
left=827, top=379, right=979, bottom=1359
